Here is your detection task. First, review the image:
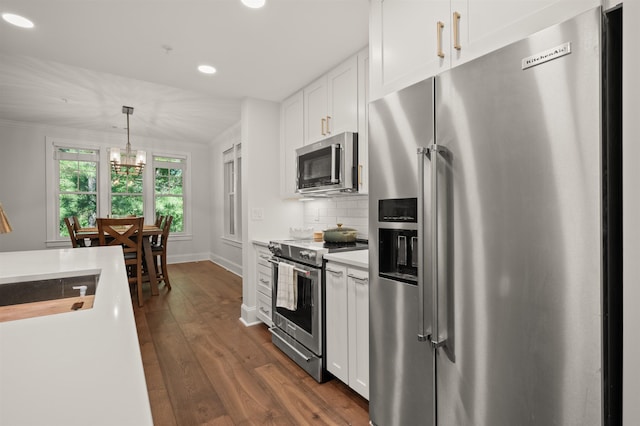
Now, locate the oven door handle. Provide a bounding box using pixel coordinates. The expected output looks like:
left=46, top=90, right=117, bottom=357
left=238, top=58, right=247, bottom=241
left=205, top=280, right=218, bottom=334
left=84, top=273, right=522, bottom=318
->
left=268, top=328, right=311, bottom=362
left=268, top=258, right=311, bottom=276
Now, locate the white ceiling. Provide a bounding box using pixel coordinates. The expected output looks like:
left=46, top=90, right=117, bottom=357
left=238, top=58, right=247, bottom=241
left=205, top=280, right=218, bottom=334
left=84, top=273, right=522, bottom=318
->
left=0, top=0, right=369, bottom=144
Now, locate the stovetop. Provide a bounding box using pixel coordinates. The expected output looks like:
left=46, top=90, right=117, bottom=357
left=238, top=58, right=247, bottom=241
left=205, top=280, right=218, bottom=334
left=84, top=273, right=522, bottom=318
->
left=268, top=239, right=368, bottom=266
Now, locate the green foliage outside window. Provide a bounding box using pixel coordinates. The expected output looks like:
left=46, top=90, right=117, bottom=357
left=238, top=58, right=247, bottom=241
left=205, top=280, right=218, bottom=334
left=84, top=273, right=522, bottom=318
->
left=155, top=166, right=184, bottom=232
left=58, top=156, right=98, bottom=236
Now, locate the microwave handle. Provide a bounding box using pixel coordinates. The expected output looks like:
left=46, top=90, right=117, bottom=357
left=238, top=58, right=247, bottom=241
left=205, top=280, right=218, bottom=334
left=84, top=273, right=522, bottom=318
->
left=330, top=144, right=340, bottom=183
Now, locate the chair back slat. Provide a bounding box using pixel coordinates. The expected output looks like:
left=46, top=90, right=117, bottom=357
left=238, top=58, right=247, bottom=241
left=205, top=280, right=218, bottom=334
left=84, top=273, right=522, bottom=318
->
left=64, top=217, right=78, bottom=248
left=152, top=215, right=164, bottom=244
left=161, top=215, right=173, bottom=244
left=97, top=217, right=144, bottom=255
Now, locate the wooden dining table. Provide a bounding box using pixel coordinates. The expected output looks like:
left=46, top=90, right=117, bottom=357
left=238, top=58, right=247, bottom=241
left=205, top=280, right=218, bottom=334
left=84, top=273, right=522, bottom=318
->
left=76, top=224, right=163, bottom=296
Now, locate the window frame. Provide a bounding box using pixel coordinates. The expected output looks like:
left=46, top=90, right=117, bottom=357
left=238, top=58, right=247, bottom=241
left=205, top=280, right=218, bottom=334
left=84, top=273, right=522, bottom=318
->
left=152, top=154, right=188, bottom=235
left=222, top=143, right=242, bottom=242
left=46, top=137, right=107, bottom=246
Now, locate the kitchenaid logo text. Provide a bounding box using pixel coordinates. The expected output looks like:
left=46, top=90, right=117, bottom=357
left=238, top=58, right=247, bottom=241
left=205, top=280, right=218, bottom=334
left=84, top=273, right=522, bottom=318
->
left=521, top=42, right=571, bottom=70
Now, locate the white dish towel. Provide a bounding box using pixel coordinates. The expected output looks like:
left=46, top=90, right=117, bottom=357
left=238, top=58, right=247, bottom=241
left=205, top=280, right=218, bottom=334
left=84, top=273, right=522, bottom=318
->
left=276, top=262, right=297, bottom=310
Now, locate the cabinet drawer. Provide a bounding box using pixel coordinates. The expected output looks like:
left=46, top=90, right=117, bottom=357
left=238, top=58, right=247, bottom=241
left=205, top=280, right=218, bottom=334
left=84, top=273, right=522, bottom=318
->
left=256, top=247, right=272, bottom=268
left=257, top=268, right=272, bottom=296
left=256, top=291, right=273, bottom=326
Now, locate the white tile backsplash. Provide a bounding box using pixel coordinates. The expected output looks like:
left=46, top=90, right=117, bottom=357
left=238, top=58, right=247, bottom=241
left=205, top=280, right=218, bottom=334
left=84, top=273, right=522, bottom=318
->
left=302, top=195, right=369, bottom=239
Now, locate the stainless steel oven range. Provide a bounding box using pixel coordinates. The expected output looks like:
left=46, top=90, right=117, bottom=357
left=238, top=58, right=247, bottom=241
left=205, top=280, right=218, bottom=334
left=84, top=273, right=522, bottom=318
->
left=268, top=239, right=367, bottom=382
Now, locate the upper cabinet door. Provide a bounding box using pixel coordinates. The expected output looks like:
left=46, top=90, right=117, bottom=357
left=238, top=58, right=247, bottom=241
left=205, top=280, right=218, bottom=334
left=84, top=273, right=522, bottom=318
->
left=451, top=0, right=601, bottom=68
left=370, top=0, right=601, bottom=101
left=305, top=56, right=359, bottom=145
left=327, top=55, right=359, bottom=137
left=370, top=0, right=451, bottom=101
left=304, top=76, right=328, bottom=145
left=280, top=90, right=304, bottom=197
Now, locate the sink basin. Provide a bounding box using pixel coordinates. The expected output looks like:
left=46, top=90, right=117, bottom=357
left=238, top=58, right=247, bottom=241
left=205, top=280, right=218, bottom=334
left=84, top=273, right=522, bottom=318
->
left=0, top=272, right=99, bottom=322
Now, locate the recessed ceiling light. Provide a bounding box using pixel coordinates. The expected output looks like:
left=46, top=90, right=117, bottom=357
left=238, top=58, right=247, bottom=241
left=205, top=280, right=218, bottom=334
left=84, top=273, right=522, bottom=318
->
left=198, top=65, right=217, bottom=75
left=241, top=0, right=265, bottom=9
left=2, top=13, right=34, bottom=29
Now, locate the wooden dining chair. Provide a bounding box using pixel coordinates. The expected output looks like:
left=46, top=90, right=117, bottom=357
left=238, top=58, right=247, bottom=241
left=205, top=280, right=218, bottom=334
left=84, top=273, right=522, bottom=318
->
left=151, top=215, right=173, bottom=290
left=64, top=217, right=86, bottom=248
left=152, top=214, right=164, bottom=245
left=97, top=217, right=145, bottom=306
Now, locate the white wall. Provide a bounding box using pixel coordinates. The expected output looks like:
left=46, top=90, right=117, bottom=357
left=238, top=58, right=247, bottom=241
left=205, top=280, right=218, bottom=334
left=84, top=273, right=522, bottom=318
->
left=240, top=98, right=303, bottom=325
left=0, top=119, right=211, bottom=263
left=209, top=123, right=243, bottom=276
left=622, top=1, right=640, bottom=423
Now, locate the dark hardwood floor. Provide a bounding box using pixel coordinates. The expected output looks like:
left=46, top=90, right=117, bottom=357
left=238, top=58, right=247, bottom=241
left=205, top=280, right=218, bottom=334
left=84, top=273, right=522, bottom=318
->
left=133, top=261, right=370, bottom=426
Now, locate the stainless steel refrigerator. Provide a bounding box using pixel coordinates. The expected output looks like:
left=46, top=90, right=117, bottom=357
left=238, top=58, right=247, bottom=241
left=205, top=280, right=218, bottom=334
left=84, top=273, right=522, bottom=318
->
left=368, top=6, right=622, bottom=426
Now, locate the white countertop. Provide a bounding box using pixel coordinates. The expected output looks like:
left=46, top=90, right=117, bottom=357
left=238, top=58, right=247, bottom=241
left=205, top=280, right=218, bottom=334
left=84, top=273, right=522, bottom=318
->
left=324, top=249, right=369, bottom=269
left=0, top=247, right=153, bottom=426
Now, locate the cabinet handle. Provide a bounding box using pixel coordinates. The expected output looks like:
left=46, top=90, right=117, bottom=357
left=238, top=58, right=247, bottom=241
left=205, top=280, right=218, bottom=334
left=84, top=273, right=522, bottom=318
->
left=453, top=12, right=461, bottom=51
left=321, top=118, right=327, bottom=135
left=259, top=278, right=270, bottom=284
left=358, top=164, right=362, bottom=188
left=326, top=268, right=344, bottom=276
left=436, top=21, right=445, bottom=58
left=347, top=273, right=368, bottom=284
left=260, top=307, right=270, bottom=315
left=326, top=115, right=331, bottom=134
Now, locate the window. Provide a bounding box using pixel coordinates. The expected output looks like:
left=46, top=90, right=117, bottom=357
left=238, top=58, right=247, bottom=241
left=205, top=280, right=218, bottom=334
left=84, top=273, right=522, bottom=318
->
left=111, top=168, right=143, bottom=217
left=46, top=137, right=192, bottom=246
left=154, top=156, right=185, bottom=232
left=223, top=143, right=242, bottom=240
left=56, top=146, right=99, bottom=236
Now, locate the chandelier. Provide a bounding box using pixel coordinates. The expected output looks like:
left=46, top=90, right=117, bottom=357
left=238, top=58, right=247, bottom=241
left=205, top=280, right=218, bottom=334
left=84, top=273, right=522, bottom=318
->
left=110, top=106, right=146, bottom=176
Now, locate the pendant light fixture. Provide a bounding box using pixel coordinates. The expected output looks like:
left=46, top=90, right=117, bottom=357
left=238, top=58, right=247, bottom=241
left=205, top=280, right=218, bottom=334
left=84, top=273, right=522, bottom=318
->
left=110, top=106, right=146, bottom=176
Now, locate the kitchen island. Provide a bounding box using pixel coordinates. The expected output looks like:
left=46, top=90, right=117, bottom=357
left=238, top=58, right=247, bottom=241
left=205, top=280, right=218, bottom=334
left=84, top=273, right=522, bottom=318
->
left=0, top=246, right=153, bottom=426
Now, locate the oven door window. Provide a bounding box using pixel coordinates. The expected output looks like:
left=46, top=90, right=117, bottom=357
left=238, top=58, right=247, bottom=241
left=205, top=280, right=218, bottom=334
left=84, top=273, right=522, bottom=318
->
left=298, top=145, right=341, bottom=189
left=275, top=270, right=314, bottom=334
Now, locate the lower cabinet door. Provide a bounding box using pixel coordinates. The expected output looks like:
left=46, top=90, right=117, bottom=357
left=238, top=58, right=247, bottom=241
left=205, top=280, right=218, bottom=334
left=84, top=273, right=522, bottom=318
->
left=347, top=268, right=369, bottom=400
left=325, top=263, right=349, bottom=383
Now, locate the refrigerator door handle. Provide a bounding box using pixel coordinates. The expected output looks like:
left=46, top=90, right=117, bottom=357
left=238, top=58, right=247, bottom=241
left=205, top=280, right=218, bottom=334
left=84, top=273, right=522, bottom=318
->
left=417, top=146, right=430, bottom=342
left=429, top=143, right=446, bottom=349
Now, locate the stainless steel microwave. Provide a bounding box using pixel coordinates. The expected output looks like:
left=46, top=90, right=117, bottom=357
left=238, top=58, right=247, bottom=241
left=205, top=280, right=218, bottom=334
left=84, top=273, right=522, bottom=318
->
left=296, top=132, right=358, bottom=194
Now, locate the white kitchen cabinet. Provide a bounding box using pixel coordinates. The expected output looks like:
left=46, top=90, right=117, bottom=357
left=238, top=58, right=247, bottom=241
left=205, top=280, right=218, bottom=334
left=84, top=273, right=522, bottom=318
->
left=370, top=0, right=601, bottom=101
left=346, top=267, right=369, bottom=399
left=325, top=260, right=369, bottom=399
left=325, top=263, right=349, bottom=383
left=280, top=90, right=304, bottom=197
left=254, top=242, right=273, bottom=326
left=370, top=0, right=451, bottom=101
left=451, top=0, right=601, bottom=68
left=281, top=48, right=367, bottom=197
left=304, top=55, right=358, bottom=145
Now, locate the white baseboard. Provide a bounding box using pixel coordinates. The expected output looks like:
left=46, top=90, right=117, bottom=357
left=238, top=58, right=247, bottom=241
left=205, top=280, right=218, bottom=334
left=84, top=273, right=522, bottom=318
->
left=165, top=252, right=243, bottom=279
left=167, top=252, right=211, bottom=264
left=209, top=253, right=242, bottom=277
